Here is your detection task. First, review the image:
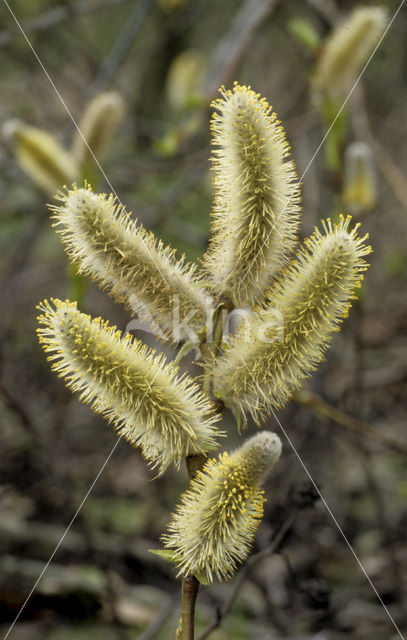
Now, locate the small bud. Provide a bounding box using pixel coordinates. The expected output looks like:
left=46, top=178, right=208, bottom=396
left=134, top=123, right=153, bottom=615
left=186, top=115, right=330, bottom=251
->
left=342, top=142, right=377, bottom=214
left=313, top=7, right=388, bottom=97
left=37, top=298, right=221, bottom=472
left=71, top=91, right=125, bottom=166
left=203, top=83, right=301, bottom=307
left=213, top=216, right=372, bottom=422
left=162, top=431, right=282, bottom=583
left=50, top=185, right=212, bottom=343
left=3, top=119, right=78, bottom=194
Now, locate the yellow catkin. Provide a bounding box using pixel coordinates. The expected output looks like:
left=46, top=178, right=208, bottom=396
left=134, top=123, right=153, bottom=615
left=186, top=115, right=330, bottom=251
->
left=162, top=431, right=281, bottom=583
left=49, top=185, right=212, bottom=343
left=203, top=83, right=301, bottom=308
left=71, top=91, right=126, bottom=166
left=213, top=216, right=372, bottom=422
left=313, top=7, right=388, bottom=97
left=3, top=120, right=78, bottom=194
left=342, top=142, right=377, bottom=214
left=37, top=299, right=222, bottom=472
left=166, top=49, right=206, bottom=110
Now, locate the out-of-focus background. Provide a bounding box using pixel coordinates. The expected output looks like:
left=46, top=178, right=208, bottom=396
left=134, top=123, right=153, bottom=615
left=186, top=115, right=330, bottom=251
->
left=0, top=0, right=406, bottom=638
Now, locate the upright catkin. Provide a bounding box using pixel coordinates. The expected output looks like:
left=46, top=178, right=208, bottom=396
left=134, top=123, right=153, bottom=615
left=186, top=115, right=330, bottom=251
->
left=213, top=217, right=372, bottom=422
left=162, top=431, right=281, bottom=582
left=342, top=142, right=377, bottom=214
left=313, top=7, right=388, bottom=97
left=71, top=91, right=126, bottom=166
left=204, top=83, right=301, bottom=307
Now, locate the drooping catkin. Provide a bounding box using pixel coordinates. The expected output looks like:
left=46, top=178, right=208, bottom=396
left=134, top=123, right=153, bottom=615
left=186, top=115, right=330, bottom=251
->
left=203, top=83, right=301, bottom=308
left=71, top=91, right=126, bottom=166
left=37, top=299, right=221, bottom=472
left=3, top=120, right=78, bottom=194
left=313, top=7, right=388, bottom=97
left=162, top=431, right=281, bottom=582
left=213, top=216, right=372, bottom=422
left=50, top=185, right=212, bottom=343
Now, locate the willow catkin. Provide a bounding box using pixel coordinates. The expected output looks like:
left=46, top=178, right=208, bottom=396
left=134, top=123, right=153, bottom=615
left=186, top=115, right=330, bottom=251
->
left=342, top=142, right=377, bottom=214
left=203, top=83, right=301, bottom=308
left=162, top=431, right=281, bottom=583
left=71, top=91, right=126, bottom=166
left=37, top=299, right=221, bottom=472
left=213, top=216, right=372, bottom=422
left=50, top=185, right=212, bottom=343
left=313, top=7, right=388, bottom=97
left=166, top=49, right=206, bottom=111
left=3, top=120, right=78, bottom=194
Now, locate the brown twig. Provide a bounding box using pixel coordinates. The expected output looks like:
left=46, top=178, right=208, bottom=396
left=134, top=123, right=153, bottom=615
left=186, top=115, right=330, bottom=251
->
left=203, top=0, right=281, bottom=102
left=86, top=0, right=155, bottom=97
left=180, top=577, right=200, bottom=640
left=295, top=389, right=407, bottom=456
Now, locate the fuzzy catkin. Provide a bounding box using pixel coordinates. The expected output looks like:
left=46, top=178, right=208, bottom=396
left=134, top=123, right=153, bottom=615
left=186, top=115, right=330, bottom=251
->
left=203, top=83, right=301, bottom=308
left=162, top=431, right=281, bottom=582
left=3, top=120, right=78, bottom=194
left=71, top=91, right=125, bottom=166
left=213, top=216, right=372, bottom=422
left=50, top=185, right=212, bottom=343
left=37, top=299, right=221, bottom=472
left=313, top=7, right=388, bottom=97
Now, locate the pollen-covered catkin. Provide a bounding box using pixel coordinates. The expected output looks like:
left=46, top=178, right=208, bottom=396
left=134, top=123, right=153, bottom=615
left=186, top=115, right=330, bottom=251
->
left=203, top=83, right=301, bottom=307
left=71, top=91, right=125, bottom=166
left=3, top=120, right=78, bottom=194
left=37, top=299, right=221, bottom=472
left=162, top=431, right=281, bottom=583
left=313, top=7, right=388, bottom=97
left=213, top=216, right=372, bottom=422
left=50, top=185, right=212, bottom=343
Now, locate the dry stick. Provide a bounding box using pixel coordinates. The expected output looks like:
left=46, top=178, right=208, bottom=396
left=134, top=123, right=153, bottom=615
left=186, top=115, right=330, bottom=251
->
left=203, top=0, right=281, bottom=102
left=197, top=513, right=296, bottom=640
left=294, top=390, right=407, bottom=456
left=86, top=0, right=155, bottom=97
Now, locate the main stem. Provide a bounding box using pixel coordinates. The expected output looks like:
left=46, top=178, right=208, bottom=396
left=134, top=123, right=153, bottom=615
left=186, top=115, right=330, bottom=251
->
left=178, top=305, right=230, bottom=640
left=180, top=576, right=200, bottom=640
